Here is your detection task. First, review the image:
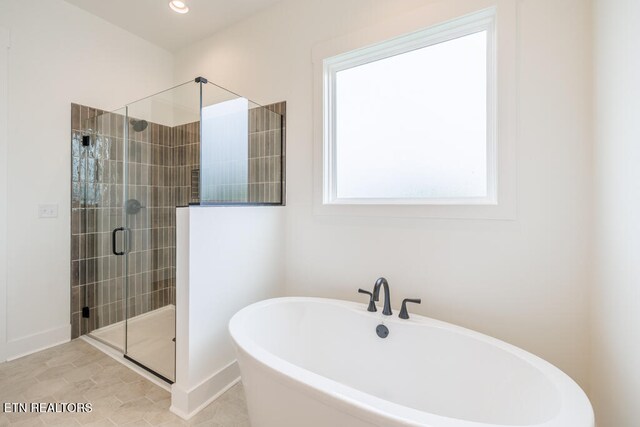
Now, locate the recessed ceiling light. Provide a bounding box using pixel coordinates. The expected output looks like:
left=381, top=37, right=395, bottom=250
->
left=169, top=0, right=189, bottom=14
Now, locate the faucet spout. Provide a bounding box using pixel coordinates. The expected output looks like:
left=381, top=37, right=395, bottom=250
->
left=373, top=277, right=392, bottom=316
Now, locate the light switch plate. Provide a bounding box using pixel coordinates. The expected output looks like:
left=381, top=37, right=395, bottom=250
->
left=38, top=204, right=58, bottom=218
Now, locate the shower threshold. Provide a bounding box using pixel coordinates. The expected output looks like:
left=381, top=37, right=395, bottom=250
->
left=87, top=305, right=176, bottom=383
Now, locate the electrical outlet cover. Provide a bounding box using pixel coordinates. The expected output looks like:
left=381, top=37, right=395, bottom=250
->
left=38, top=204, right=58, bottom=218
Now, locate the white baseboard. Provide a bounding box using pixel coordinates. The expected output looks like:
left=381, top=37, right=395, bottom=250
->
left=5, top=324, right=70, bottom=361
left=170, top=360, right=240, bottom=420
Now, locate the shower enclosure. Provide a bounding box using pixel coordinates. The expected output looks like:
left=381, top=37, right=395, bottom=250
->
left=71, top=78, right=284, bottom=383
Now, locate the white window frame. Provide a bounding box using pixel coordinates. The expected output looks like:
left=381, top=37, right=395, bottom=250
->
left=312, top=1, right=517, bottom=220
left=323, top=9, right=497, bottom=206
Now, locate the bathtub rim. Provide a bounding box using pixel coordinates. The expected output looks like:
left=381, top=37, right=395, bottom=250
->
left=229, top=296, right=594, bottom=427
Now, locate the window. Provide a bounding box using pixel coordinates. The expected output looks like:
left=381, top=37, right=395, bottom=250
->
left=323, top=9, right=496, bottom=205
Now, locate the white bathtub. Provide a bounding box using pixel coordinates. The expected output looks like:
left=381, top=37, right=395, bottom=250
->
left=229, top=297, right=594, bottom=427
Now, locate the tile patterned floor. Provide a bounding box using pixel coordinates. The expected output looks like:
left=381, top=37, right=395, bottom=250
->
left=0, top=340, right=250, bottom=426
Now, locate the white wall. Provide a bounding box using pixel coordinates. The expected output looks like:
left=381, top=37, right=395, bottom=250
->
left=0, top=0, right=174, bottom=359
left=173, top=206, right=285, bottom=418
left=592, top=0, right=640, bottom=425
left=0, top=25, right=9, bottom=362
left=174, top=0, right=593, bottom=388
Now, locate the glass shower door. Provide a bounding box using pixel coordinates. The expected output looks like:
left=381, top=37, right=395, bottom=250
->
left=121, top=103, right=177, bottom=383
left=121, top=81, right=200, bottom=383
left=78, top=108, right=127, bottom=351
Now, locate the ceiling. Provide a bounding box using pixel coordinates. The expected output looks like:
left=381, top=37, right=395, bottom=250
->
left=63, top=0, right=281, bottom=51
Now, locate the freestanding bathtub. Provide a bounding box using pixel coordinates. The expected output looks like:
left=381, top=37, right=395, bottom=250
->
left=229, top=297, right=594, bottom=427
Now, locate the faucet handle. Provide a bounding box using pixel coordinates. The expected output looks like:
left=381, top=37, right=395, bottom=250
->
left=399, top=298, right=421, bottom=319
left=358, top=289, right=377, bottom=312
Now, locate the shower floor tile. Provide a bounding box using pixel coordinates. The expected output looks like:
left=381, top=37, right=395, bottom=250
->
left=91, top=305, right=175, bottom=381
left=0, top=339, right=250, bottom=426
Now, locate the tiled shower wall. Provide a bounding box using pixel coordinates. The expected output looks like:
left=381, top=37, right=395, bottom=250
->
left=173, top=122, right=200, bottom=206
left=127, top=121, right=177, bottom=318
left=249, top=102, right=286, bottom=204
left=70, top=101, right=286, bottom=339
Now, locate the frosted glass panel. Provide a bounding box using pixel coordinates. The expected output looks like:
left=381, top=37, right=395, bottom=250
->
left=335, top=31, right=488, bottom=200
left=200, top=98, right=249, bottom=203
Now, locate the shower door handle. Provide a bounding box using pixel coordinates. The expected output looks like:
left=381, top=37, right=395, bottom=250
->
left=112, top=227, right=126, bottom=256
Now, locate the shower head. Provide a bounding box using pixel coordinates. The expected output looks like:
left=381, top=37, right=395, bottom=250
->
left=130, top=119, right=148, bottom=132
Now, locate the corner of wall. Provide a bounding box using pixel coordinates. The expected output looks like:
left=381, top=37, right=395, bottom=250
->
left=5, top=325, right=71, bottom=361
left=172, top=206, right=285, bottom=418
left=0, top=25, right=10, bottom=362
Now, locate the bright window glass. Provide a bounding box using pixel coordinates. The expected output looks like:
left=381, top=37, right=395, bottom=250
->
left=324, top=10, right=496, bottom=205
